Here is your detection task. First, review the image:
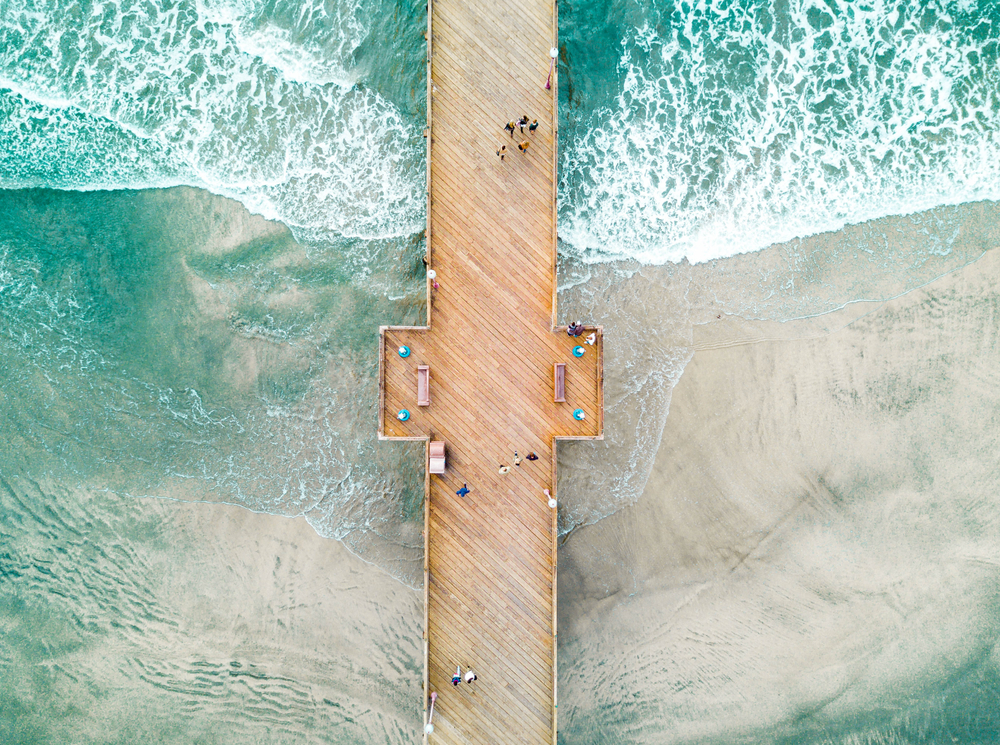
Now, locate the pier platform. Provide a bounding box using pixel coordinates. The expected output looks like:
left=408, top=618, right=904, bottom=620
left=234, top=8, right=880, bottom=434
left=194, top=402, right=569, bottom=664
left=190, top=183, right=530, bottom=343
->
left=377, top=0, right=603, bottom=741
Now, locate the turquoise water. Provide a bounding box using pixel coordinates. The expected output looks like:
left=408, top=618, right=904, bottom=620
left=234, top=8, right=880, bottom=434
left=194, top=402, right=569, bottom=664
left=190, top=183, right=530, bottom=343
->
left=1, top=0, right=1000, bottom=742
left=558, top=0, right=1000, bottom=263
left=0, top=187, right=425, bottom=535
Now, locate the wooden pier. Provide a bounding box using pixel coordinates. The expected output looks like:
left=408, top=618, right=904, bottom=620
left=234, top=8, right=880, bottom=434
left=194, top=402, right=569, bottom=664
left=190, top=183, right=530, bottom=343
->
left=377, top=0, right=603, bottom=741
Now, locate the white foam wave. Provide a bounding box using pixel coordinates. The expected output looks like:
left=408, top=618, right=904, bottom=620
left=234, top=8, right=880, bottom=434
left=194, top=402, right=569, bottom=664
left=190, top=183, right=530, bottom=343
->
left=0, top=81, right=191, bottom=189
left=0, top=0, right=424, bottom=246
left=560, top=0, right=1000, bottom=265
left=197, top=0, right=365, bottom=86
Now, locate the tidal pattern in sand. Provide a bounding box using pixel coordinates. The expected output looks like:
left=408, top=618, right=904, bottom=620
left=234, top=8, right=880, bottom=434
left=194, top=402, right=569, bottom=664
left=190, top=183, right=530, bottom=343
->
left=1, top=0, right=1000, bottom=743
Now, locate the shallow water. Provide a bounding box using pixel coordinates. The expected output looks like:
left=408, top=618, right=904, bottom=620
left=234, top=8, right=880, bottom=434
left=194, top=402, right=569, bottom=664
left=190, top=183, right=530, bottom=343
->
left=0, top=474, right=423, bottom=744
left=2, top=0, right=1000, bottom=741
left=0, top=188, right=428, bottom=582
left=559, top=245, right=1000, bottom=744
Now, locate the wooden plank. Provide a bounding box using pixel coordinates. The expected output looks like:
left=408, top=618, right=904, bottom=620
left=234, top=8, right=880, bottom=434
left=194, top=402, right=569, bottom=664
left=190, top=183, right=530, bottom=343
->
left=379, top=0, right=604, bottom=739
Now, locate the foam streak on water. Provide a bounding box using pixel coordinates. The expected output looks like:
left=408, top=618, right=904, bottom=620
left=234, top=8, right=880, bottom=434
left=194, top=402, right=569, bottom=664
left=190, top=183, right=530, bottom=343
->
left=0, top=0, right=424, bottom=242
left=559, top=0, right=1000, bottom=264
left=3, top=0, right=1000, bottom=741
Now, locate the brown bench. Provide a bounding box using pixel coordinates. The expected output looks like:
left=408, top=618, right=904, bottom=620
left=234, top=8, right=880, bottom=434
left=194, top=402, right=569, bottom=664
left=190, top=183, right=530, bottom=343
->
left=554, top=363, right=566, bottom=402
left=429, top=441, right=446, bottom=474
left=417, top=365, right=430, bottom=406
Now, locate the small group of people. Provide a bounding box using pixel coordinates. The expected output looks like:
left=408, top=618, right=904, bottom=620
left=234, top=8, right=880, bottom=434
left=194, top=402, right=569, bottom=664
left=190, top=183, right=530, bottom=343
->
left=505, top=115, right=539, bottom=136
left=452, top=665, right=477, bottom=686
left=456, top=448, right=538, bottom=491
left=496, top=115, right=539, bottom=160
left=567, top=320, right=597, bottom=345
left=499, top=449, right=538, bottom=474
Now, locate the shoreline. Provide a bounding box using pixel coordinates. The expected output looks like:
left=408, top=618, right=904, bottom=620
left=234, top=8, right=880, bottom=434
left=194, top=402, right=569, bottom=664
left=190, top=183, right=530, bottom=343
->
left=5, top=182, right=1000, bottom=743
left=557, top=245, right=1000, bottom=742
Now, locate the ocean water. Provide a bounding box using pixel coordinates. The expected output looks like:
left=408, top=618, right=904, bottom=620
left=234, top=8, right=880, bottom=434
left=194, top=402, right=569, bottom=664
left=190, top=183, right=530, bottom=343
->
left=1, top=0, right=1000, bottom=742
left=558, top=0, right=1000, bottom=264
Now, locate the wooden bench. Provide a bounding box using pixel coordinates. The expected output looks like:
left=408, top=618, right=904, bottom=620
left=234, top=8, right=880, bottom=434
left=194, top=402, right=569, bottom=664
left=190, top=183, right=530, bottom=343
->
left=429, top=441, right=446, bottom=474
left=417, top=365, right=430, bottom=406
left=553, top=363, right=565, bottom=402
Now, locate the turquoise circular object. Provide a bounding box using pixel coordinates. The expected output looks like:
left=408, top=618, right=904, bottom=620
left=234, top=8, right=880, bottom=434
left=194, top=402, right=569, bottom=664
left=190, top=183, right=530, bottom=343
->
left=398, top=345, right=411, bottom=358
left=573, top=408, right=586, bottom=421
left=397, top=409, right=411, bottom=421
left=573, top=346, right=585, bottom=357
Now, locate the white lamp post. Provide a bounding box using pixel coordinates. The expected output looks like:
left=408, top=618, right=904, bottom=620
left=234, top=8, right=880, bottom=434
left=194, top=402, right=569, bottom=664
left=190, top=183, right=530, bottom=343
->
left=545, top=47, right=558, bottom=90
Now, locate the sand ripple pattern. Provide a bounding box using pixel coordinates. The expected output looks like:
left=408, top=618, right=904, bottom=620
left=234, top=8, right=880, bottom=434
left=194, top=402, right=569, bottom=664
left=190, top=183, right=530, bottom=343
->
left=557, top=239, right=1000, bottom=743
left=0, top=472, right=421, bottom=743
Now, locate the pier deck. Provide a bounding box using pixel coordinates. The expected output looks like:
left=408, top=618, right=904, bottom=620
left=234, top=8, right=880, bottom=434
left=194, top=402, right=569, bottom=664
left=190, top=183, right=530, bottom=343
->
left=377, top=0, right=603, bottom=741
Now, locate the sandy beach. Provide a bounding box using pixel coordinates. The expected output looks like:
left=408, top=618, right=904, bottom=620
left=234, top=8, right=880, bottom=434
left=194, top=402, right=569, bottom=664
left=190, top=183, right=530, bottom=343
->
left=147, top=497, right=423, bottom=739
left=4, top=182, right=1000, bottom=743
left=0, top=476, right=422, bottom=744
left=557, top=244, right=1000, bottom=742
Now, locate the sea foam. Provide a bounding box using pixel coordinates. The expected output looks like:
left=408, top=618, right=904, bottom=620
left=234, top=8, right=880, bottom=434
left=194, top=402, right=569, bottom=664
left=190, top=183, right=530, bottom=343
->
left=0, top=0, right=424, bottom=246
left=559, top=0, right=1000, bottom=265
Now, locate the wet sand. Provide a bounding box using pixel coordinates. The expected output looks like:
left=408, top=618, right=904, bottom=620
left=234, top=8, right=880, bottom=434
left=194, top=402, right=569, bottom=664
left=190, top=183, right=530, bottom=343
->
left=6, top=186, right=1000, bottom=744
left=557, top=247, right=1000, bottom=742
left=0, top=477, right=423, bottom=744
left=148, top=497, right=423, bottom=741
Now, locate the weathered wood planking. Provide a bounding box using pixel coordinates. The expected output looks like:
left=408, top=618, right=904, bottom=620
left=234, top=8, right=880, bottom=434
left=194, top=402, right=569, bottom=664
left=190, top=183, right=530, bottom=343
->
left=377, top=0, right=603, bottom=741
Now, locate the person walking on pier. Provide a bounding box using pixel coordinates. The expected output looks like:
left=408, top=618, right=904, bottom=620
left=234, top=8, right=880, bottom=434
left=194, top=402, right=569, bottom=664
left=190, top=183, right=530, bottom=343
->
left=529, top=118, right=539, bottom=133
left=496, top=144, right=506, bottom=161
left=463, top=669, right=477, bottom=684
left=498, top=465, right=510, bottom=475
left=518, top=140, right=530, bottom=153
left=513, top=451, right=522, bottom=466
left=452, top=666, right=462, bottom=686
left=526, top=452, right=539, bottom=461
left=517, top=115, right=528, bottom=133
left=456, top=484, right=470, bottom=498
left=504, top=120, right=516, bottom=137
